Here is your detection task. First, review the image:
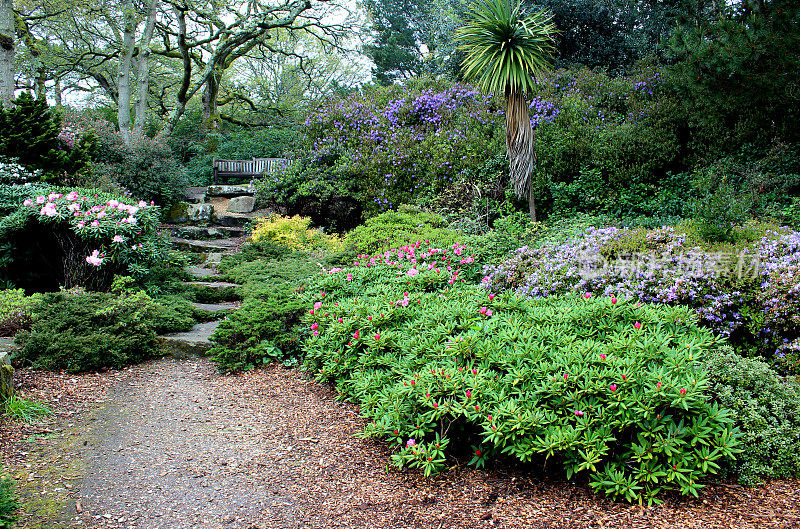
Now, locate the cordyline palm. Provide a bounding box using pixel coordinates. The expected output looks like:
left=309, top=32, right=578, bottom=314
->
left=455, top=0, right=555, bottom=221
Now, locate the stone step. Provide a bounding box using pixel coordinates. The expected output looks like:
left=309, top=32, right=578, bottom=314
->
left=207, top=184, right=254, bottom=197
left=187, top=281, right=239, bottom=289
left=186, top=266, right=221, bottom=280
left=191, top=301, right=239, bottom=313
left=165, top=225, right=246, bottom=240
left=158, top=321, right=221, bottom=359
left=170, top=237, right=241, bottom=253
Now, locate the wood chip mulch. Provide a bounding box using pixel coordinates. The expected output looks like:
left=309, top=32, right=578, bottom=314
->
left=1, top=358, right=797, bottom=529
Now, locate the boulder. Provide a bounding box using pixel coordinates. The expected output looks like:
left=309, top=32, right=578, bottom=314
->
left=169, top=202, right=214, bottom=223
left=0, top=351, right=13, bottom=401
left=227, top=196, right=256, bottom=214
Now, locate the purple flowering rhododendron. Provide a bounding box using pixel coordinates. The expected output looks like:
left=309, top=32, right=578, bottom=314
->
left=483, top=224, right=800, bottom=370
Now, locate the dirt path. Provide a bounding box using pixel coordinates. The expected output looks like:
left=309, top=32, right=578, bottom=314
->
left=4, top=358, right=800, bottom=529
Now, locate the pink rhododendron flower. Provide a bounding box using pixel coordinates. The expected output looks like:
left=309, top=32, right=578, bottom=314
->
left=314, top=301, right=323, bottom=310
left=86, top=250, right=103, bottom=267
left=23, top=199, right=32, bottom=206
left=406, top=439, right=416, bottom=447
left=634, top=321, right=642, bottom=330
left=584, top=292, right=592, bottom=299
left=600, top=353, right=606, bottom=360
left=346, top=273, right=353, bottom=281
left=406, top=268, right=419, bottom=277
left=610, top=384, right=617, bottom=392
left=91, top=220, right=100, bottom=227
left=112, top=235, right=124, bottom=243
left=465, top=390, right=471, bottom=398
left=657, top=381, right=662, bottom=389
left=574, top=410, right=584, bottom=416
left=679, top=388, right=687, bottom=395
left=35, top=196, right=46, bottom=204
left=611, top=297, right=618, bottom=304
left=310, top=323, right=318, bottom=331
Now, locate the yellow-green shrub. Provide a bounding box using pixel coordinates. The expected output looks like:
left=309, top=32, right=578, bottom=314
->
left=250, top=215, right=342, bottom=254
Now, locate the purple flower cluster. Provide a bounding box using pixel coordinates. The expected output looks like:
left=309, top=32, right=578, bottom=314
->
left=304, top=84, right=504, bottom=213
left=482, top=225, right=800, bottom=368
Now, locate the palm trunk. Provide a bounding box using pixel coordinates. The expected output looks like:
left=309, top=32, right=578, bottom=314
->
left=505, top=89, right=536, bottom=221
left=0, top=0, right=14, bottom=106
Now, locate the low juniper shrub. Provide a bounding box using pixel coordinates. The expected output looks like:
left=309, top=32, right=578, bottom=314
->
left=0, top=468, right=18, bottom=529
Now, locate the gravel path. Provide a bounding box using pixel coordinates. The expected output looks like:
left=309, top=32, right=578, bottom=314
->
left=4, top=358, right=799, bottom=529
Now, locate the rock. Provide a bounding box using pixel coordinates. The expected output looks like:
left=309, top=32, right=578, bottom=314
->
left=169, top=202, right=214, bottom=223
left=170, top=238, right=240, bottom=253
left=226, top=196, right=256, bottom=214
left=158, top=321, right=221, bottom=359
left=184, top=186, right=208, bottom=204
left=207, top=185, right=254, bottom=197
left=0, top=351, right=13, bottom=401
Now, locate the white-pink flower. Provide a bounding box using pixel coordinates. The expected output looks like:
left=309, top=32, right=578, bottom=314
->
left=406, top=268, right=419, bottom=277
left=112, top=235, right=124, bottom=243
left=86, top=250, right=103, bottom=267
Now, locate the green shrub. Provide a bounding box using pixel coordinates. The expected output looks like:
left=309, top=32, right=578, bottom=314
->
left=704, top=347, right=800, bottom=485
left=91, top=132, right=187, bottom=207
left=0, top=469, right=18, bottom=529
left=14, top=291, right=163, bottom=372
left=0, top=289, right=40, bottom=336
left=301, top=244, right=739, bottom=504
left=339, top=205, right=464, bottom=262
left=0, top=92, right=92, bottom=181
left=209, top=289, right=306, bottom=372
left=210, top=253, right=319, bottom=372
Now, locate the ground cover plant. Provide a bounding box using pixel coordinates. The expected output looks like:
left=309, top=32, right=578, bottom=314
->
left=12, top=289, right=193, bottom=373
left=300, top=242, right=740, bottom=504
left=210, top=239, right=321, bottom=372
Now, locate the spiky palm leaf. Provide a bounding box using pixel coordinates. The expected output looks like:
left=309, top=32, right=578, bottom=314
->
left=455, top=0, right=555, bottom=220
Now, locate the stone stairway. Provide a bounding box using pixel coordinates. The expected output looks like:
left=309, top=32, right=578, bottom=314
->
left=158, top=183, right=272, bottom=359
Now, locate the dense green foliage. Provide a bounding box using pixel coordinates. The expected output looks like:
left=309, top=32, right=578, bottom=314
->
left=0, top=93, right=91, bottom=181
left=0, top=289, right=40, bottom=336
left=704, top=347, right=800, bottom=486
left=302, top=247, right=739, bottom=504
left=13, top=290, right=193, bottom=373
left=339, top=206, right=463, bottom=260
left=0, top=469, right=17, bottom=529
left=209, top=243, right=319, bottom=372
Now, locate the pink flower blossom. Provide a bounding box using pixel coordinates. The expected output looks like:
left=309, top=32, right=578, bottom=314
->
left=314, top=301, right=323, bottom=310
left=584, top=293, right=592, bottom=299
left=112, top=235, right=124, bottom=243
left=86, top=250, right=103, bottom=267
left=465, top=390, right=471, bottom=398
left=346, top=273, right=353, bottom=281
left=310, top=323, right=318, bottom=331
left=634, top=321, right=642, bottom=330
left=679, top=388, right=687, bottom=395
left=610, top=384, right=617, bottom=392
left=574, top=410, right=584, bottom=416
left=406, top=268, right=419, bottom=277
left=611, top=297, right=618, bottom=304
left=406, top=439, right=416, bottom=447
left=599, top=353, right=606, bottom=360
left=657, top=381, right=662, bottom=389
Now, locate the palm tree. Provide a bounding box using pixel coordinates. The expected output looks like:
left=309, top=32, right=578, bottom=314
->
left=455, top=0, right=555, bottom=221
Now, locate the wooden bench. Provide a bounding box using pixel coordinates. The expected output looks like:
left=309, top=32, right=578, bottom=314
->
left=212, top=157, right=290, bottom=184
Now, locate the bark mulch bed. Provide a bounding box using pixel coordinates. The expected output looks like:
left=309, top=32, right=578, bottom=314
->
left=1, top=358, right=798, bottom=529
